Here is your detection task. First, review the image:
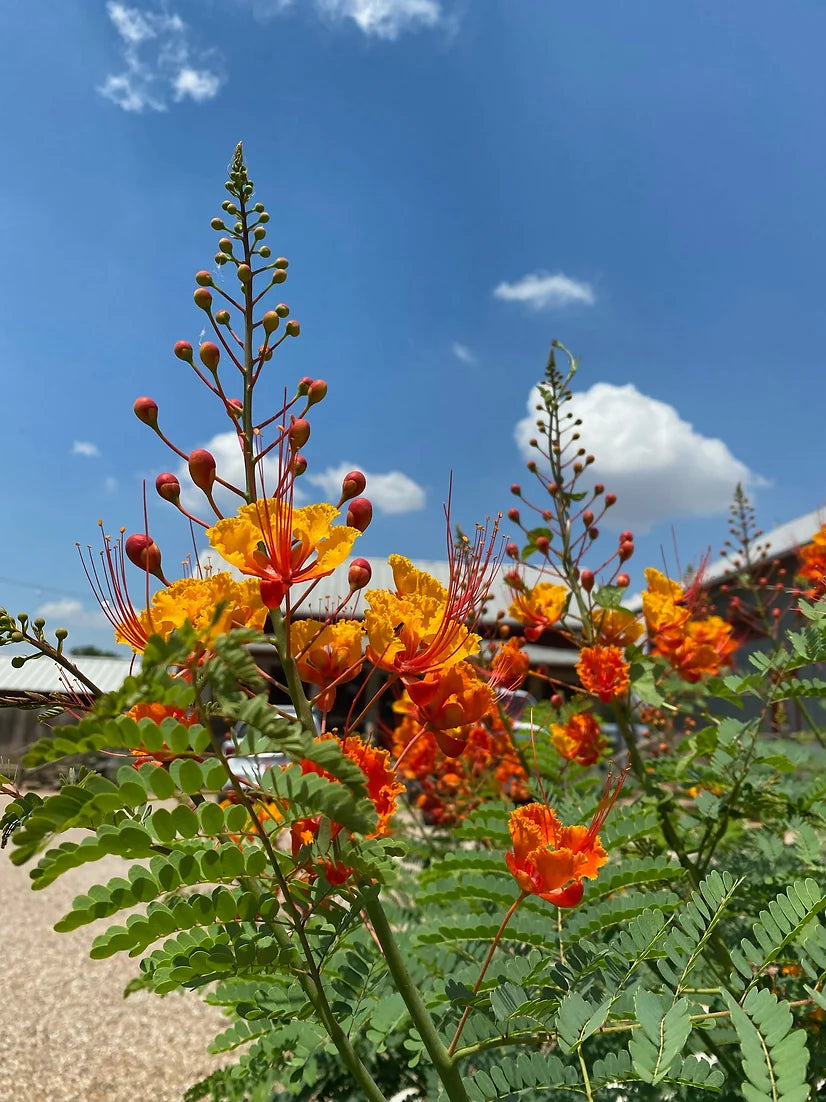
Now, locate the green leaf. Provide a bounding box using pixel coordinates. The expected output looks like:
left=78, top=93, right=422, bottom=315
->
left=629, top=991, right=692, bottom=1084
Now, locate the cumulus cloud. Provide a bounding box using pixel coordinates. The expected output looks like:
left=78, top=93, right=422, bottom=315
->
left=72, top=441, right=100, bottom=458
left=99, top=3, right=223, bottom=112
left=451, top=342, right=477, bottom=365
left=494, top=272, right=595, bottom=310
left=243, top=0, right=445, bottom=38
left=307, top=462, right=426, bottom=514
left=35, top=598, right=107, bottom=629
left=175, top=431, right=299, bottom=516
left=515, top=381, right=765, bottom=533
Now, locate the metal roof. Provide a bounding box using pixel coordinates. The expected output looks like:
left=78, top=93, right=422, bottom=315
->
left=703, top=506, right=826, bottom=587
left=0, top=655, right=133, bottom=694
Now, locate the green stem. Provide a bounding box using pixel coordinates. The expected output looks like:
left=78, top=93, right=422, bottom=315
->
left=269, top=607, right=317, bottom=735
left=363, top=893, right=471, bottom=1102
left=238, top=184, right=257, bottom=504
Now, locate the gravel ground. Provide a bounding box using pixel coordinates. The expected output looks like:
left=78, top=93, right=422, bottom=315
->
left=0, top=803, right=231, bottom=1102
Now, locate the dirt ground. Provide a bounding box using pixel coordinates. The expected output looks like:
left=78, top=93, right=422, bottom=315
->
left=0, top=803, right=231, bottom=1102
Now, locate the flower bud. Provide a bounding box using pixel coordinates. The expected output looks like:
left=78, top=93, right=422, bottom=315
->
left=273, top=269, right=287, bottom=284
left=346, top=497, right=372, bottom=532
left=620, top=530, right=634, bottom=543
left=259, top=245, right=271, bottom=258
left=274, top=257, right=289, bottom=269
left=258, top=344, right=273, bottom=361
left=188, top=448, right=217, bottom=492
left=125, top=533, right=164, bottom=580
left=253, top=225, right=266, bottom=240
left=526, top=460, right=537, bottom=473
left=296, top=376, right=313, bottom=397
left=594, top=483, right=604, bottom=495
left=580, top=569, right=595, bottom=593
left=605, top=493, right=617, bottom=507
left=619, top=540, right=634, bottom=562
left=292, top=454, right=307, bottom=477
left=550, top=694, right=563, bottom=709
left=339, top=470, right=366, bottom=503
left=195, top=270, right=213, bottom=286
left=275, top=303, right=290, bottom=318
left=218, top=238, right=234, bottom=254
left=285, top=320, right=301, bottom=337
left=262, top=310, right=280, bottom=334
left=507, top=508, right=520, bottom=523
left=193, top=288, right=213, bottom=311
left=307, top=379, right=327, bottom=405
left=260, top=578, right=285, bottom=609
left=199, top=342, right=220, bottom=371
left=210, top=217, right=225, bottom=230
left=348, top=558, right=372, bottom=590
left=215, top=309, right=231, bottom=325
left=583, top=510, right=594, bottom=527
left=155, top=472, right=180, bottom=504
left=535, top=536, right=550, bottom=555
left=227, top=398, right=243, bottom=418
left=133, top=396, right=158, bottom=428
left=510, top=484, right=521, bottom=496
left=506, top=542, right=519, bottom=559
left=616, top=573, right=630, bottom=588
left=588, top=526, right=599, bottom=540
left=237, top=264, right=252, bottom=283
left=174, top=340, right=193, bottom=362
left=288, top=416, right=311, bottom=450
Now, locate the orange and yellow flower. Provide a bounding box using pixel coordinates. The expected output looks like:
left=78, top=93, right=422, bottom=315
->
left=206, top=501, right=360, bottom=607
left=505, top=769, right=625, bottom=907
left=508, top=581, right=568, bottom=642
left=576, top=645, right=630, bottom=703
left=301, top=734, right=405, bottom=838
left=799, top=524, right=826, bottom=599
left=126, top=700, right=198, bottom=767
left=289, top=619, right=365, bottom=711
left=406, top=661, right=496, bottom=756
left=591, top=607, right=644, bottom=648
left=551, top=712, right=607, bottom=767
left=489, top=638, right=531, bottom=691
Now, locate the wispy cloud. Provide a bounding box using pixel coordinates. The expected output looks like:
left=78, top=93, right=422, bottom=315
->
left=494, top=271, right=595, bottom=310
left=244, top=0, right=446, bottom=39
left=99, top=3, right=223, bottom=112
left=515, top=381, right=766, bottom=533
left=34, top=598, right=107, bottom=629
left=308, top=462, right=426, bottom=514
left=72, top=441, right=100, bottom=458
left=451, top=342, right=477, bottom=365
left=174, top=431, right=296, bottom=516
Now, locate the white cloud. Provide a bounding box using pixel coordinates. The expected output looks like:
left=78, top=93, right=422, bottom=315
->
left=494, top=272, right=595, bottom=310
left=307, top=462, right=426, bottom=514
left=99, top=3, right=222, bottom=112
left=451, top=342, right=477, bottom=365
left=34, top=598, right=107, bottom=629
left=515, top=381, right=765, bottom=533
left=72, top=441, right=100, bottom=458
left=243, top=0, right=445, bottom=38
left=314, top=0, right=442, bottom=38
left=104, top=476, right=119, bottom=492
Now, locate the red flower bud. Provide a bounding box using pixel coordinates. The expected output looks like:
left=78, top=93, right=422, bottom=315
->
left=550, top=694, right=563, bottom=709
left=580, top=569, right=595, bottom=592
left=339, top=470, right=367, bottom=504
left=348, top=558, right=372, bottom=590
left=173, top=340, right=193, bottom=362
left=296, top=377, right=313, bottom=396
left=507, top=508, right=520, bottom=523
left=619, top=540, right=634, bottom=562
left=588, top=526, right=599, bottom=540
left=133, top=396, right=158, bottom=428
left=285, top=320, right=301, bottom=337
left=288, top=416, right=311, bottom=450
left=199, top=342, right=220, bottom=371
left=188, top=449, right=217, bottom=492
left=125, top=533, right=164, bottom=580
left=594, top=484, right=604, bottom=494
left=292, top=454, right=308, bottom=476
left=273, top=269, right=287, bottom=284
left=510, top=484, right=521, bottom=496
left=260, top=578, right=285, bottom=609
left=193, top=288, right=213, bottom=311
left=583, top=510, right=594, bottom=527
left=195, top=271, right=213, bottom=286
left=155, top=472, right=180, bottom=505
left=605, top=493, right=617, bottom=507
left=526, top=460, right=538, bottom=473
left=307, top=379, right=327, bottom=405
left=506, top=542, right=519, bottom=559
left=346, top=497, right=372, bottom=532
left=535, top=536, right=550, bottom=555
left=262, top=311, right=280, bottom=334
left=620, top=531, right=634, bottom=543
left=616, top=573, right=630, bottom=588
left=227, top=398, right=243, bottom=418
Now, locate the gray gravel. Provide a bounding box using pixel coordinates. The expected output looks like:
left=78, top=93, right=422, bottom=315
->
left=0, top=803, right=232, bottom=1102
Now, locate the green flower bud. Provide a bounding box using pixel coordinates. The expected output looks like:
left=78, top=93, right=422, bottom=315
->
left=215, top=309, right=231, bottom=325
left=218, top=238, right=234, bottom=254
left=237, top=264, right=252, bottom=283
left=259, top=245, right=271, bottom=258
left=194, top=287, right=213, bottom=311
left=274, top=257, right=289, bottom=269
left=272, top=269, right=287, bottom=284
left=210, top=218, right=225, bottom=230
left=195, top=270, right=213, bottom=286
left=285, top=320, right=300, bottom=337
left=275, top=303, right=290, bottom=318
left=262, top=311, right=280, bottom=334
left=253, top=226, right=266, bottom=239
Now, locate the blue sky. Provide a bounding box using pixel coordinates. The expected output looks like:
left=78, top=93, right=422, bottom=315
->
left=2, top=0, right=824, bottom=650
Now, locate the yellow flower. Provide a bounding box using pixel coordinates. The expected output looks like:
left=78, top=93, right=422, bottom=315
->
left=590, top=607, right=644, bottom=647
left=206, top=501, right=360, bottom=604
left=508, top=581, right=568, bottom=641
left=290, top=619, right=365, bottom=710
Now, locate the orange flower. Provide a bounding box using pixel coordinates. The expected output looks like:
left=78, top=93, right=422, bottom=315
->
left=654, top=615, right=736, bottom=682
left=289, top=619, right=365, bottom=711
left=551, top=712, right=607, bottom=767
left=490, top=638, right=531, bottom=690
left=206, top=501, right=361, bottom=607
left=591, top=607, right=644, bottom=648
left=407, top=661, right=496, bottom=756
left=508, top=580, right=568, bottom=642
left=364, top=556, right=482, bottom=679
left=130, top=574, right=268, bottom=652
left=642, top=568, right=690, bottom=639
left=799, top=525, right=826, bottom=599
left=301, top=734, right=405, bottom=838
left=126, top=701, right=197, bottom=767
left=576, top=645, right=630, bottom=703
left=505, top=769, right=625, bottom=907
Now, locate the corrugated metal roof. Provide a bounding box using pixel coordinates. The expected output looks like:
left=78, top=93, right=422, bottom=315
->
left=703, top=506, right=826, bottom=587
left=0, top=655, right=133, bottom=694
